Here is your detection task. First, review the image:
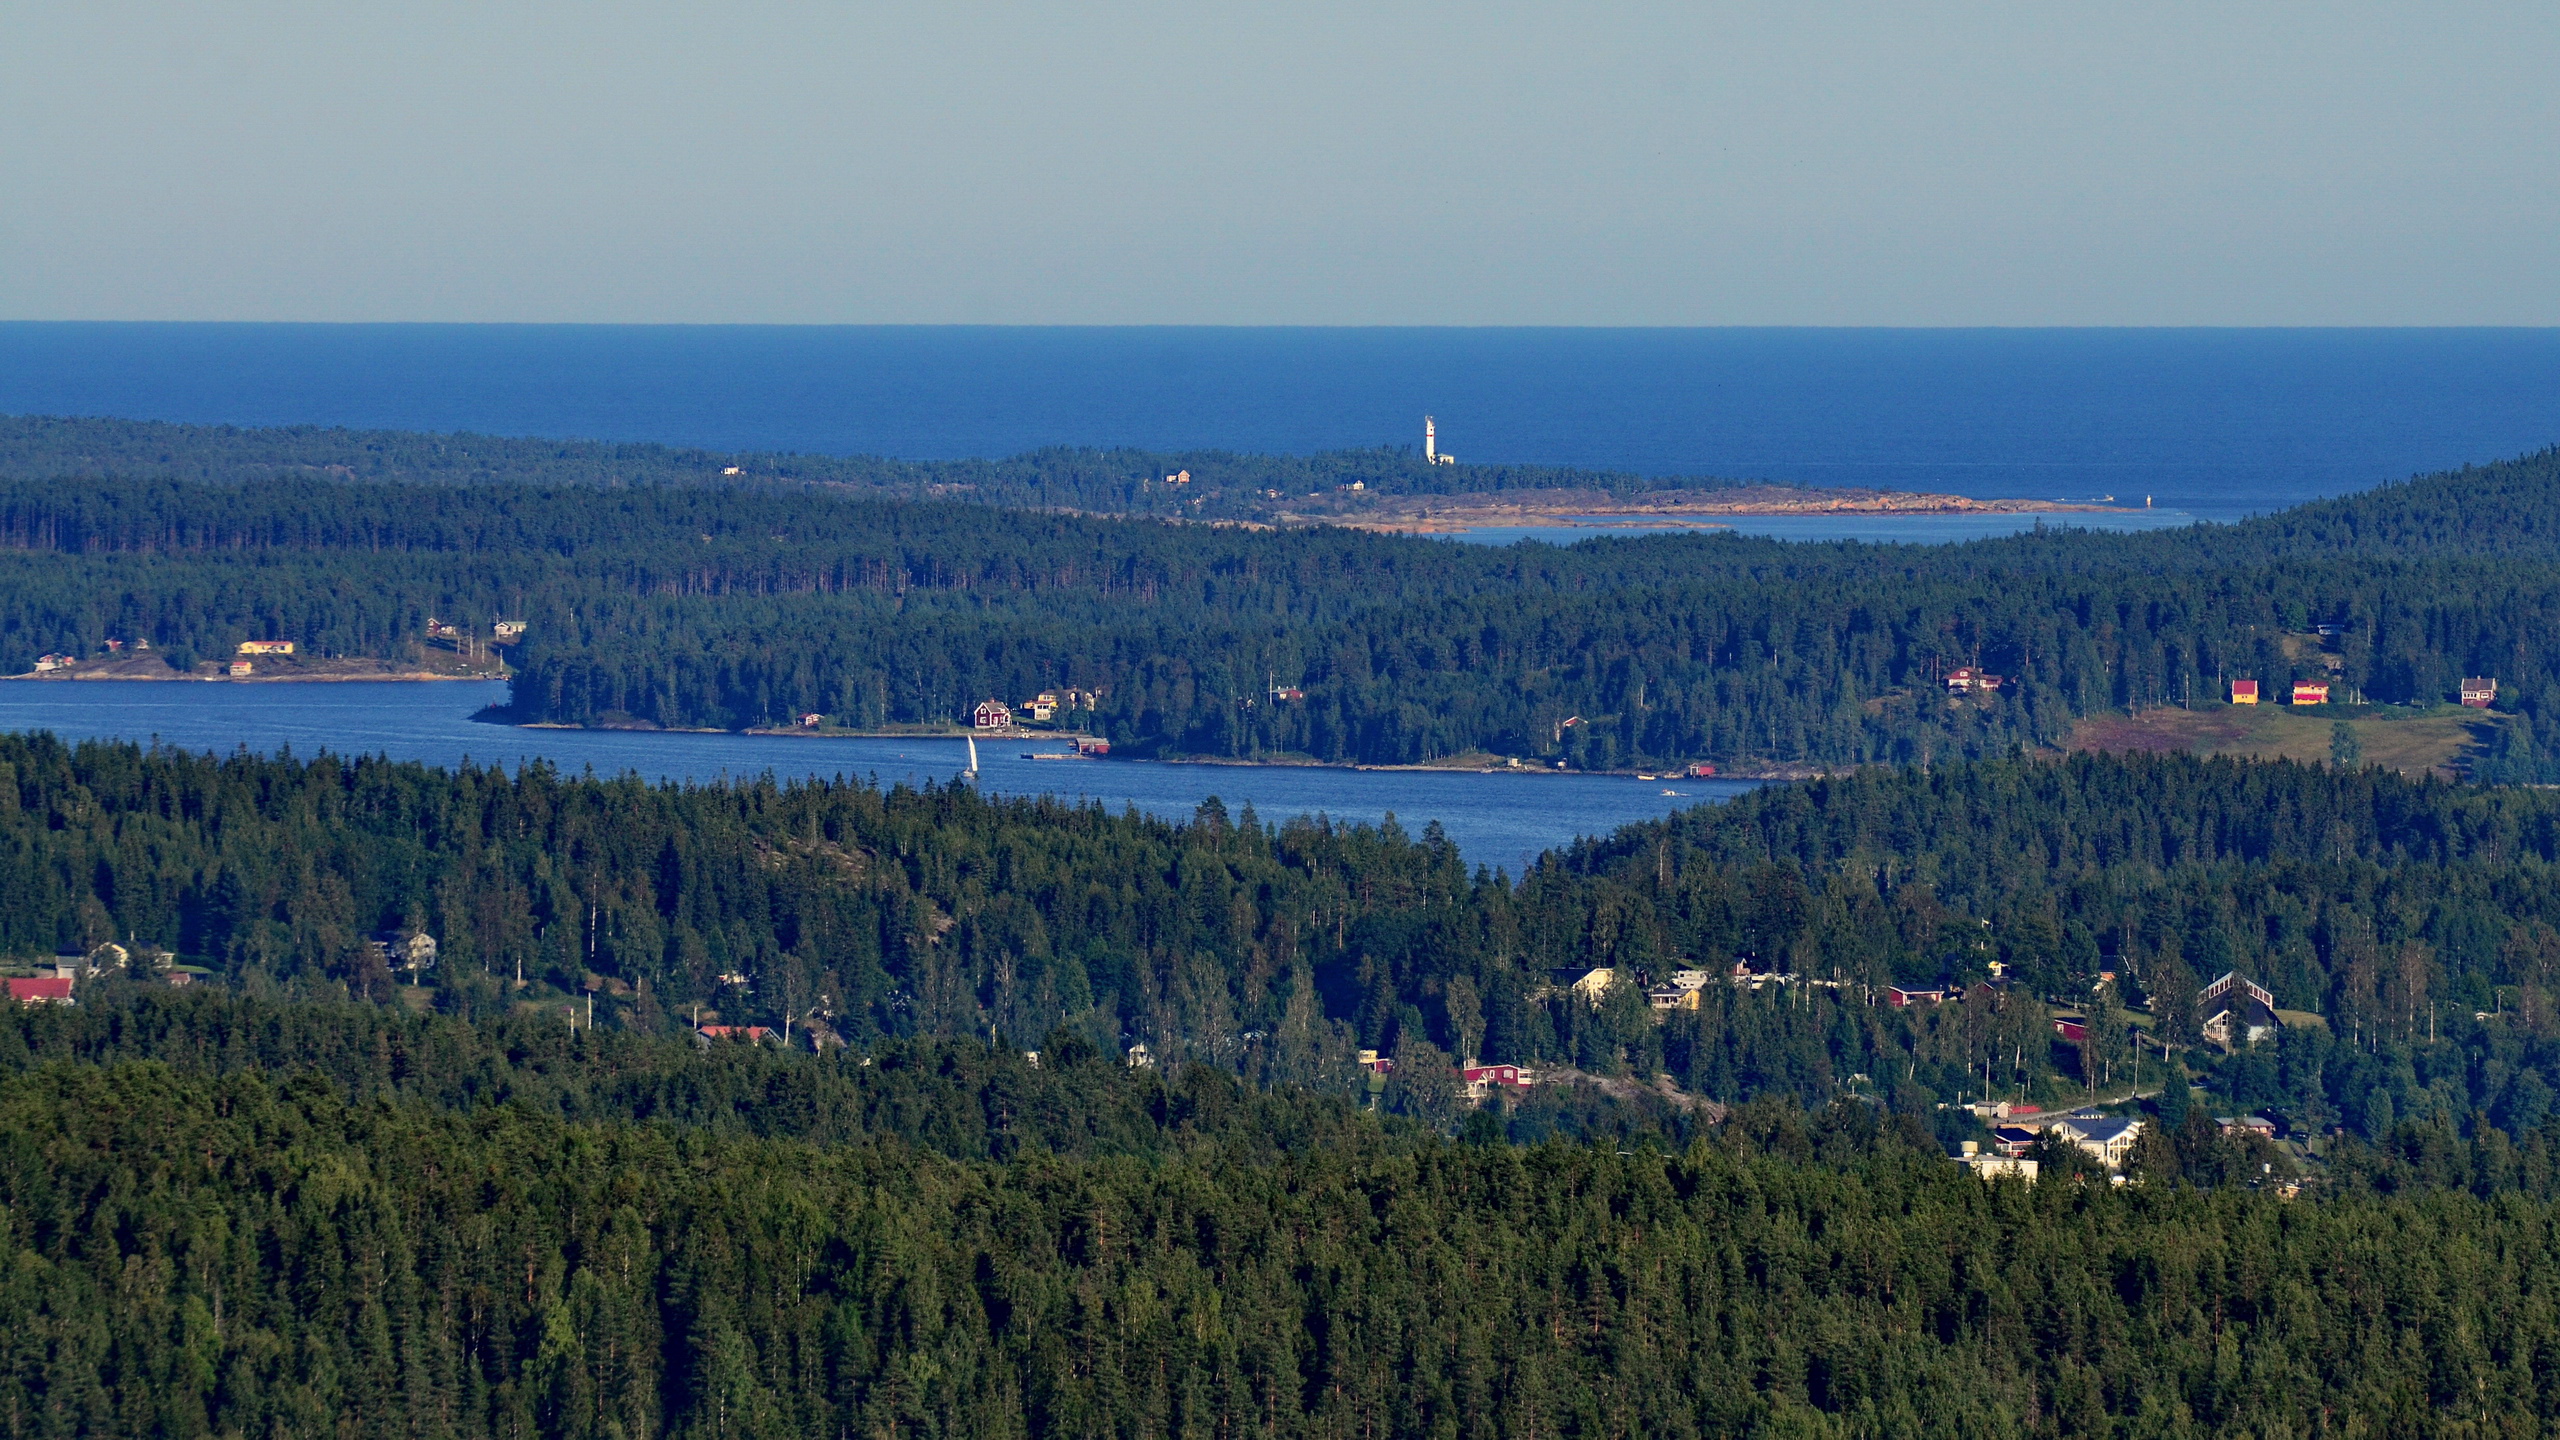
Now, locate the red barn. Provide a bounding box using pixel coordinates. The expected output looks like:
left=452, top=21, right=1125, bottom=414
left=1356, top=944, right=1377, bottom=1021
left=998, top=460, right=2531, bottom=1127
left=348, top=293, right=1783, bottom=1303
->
left=6, top=977, right=73, bottom=1005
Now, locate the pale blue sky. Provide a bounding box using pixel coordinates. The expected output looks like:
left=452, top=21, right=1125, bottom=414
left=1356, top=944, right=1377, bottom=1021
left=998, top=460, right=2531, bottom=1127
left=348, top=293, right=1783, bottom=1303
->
left=5, top=3, right=2556, bottom=325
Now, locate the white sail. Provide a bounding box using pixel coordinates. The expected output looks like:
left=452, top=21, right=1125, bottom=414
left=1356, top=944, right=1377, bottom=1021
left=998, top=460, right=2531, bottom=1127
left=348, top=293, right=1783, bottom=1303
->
left=965, top=735, right=980, bottom=778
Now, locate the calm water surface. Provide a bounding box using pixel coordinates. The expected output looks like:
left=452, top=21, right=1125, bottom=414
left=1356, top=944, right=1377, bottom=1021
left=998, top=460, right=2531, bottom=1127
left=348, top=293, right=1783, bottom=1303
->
left=0, top=682, right=1755, bottom=875
left=6, top=324, right=2557, bottom=524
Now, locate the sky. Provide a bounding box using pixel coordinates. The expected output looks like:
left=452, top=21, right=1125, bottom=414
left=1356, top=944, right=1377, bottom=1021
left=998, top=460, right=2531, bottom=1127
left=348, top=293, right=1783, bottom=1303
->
left=5, top=3, right=2558, bottom=326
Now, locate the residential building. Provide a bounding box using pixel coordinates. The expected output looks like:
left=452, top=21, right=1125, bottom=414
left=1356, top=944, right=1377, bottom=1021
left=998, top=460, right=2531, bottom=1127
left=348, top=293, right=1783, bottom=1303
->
left=1459, top=1062, right=1530, bottom=1099
left=1355, top=1049, right=1395, bottom=1074
left=2044, top=1112, right=2144, bottom=1169
left=2462, top=677, right=2498, bottom=708
left=5, top=977, right=73, bottom=1006
left=1548, top=967, right=1617, bottom=1004
left=2230, top=679, right=2260, bottom=705
left=1989, top=1125, right=2043, bottom=1158
left=1668, top=969, right=1713, bottom=991
left=1954, top=1142, right=2038, bottom=1182
left=228, top=660, right=254, bottom=677
left=1648, top=985, right=1701, bottom=1011
left=2052, top=1016, right=2088, bottom=1042
left=1025, top=697, right=1057, bottom=722
left=1945, top=667, right=1976, bottom=693
left=1887, top=986, right=1945, bottom=1007
left=972, top=699, right=1012, bottom=729
left=694, top=1024, right=778, bottom=1045
left=237, top=640, right=295, bottom=655
left=492, top=621, right=526, bottom=639
left=32, top=654, right=70, bottom=672
left=2291, top=681, right=2330, bottom=705
left=2198, top=971, right=2284, bottom=1048
left=1125, top=1041, right=1156, bottom=1068
left=798, top=713, right=823, bottom=728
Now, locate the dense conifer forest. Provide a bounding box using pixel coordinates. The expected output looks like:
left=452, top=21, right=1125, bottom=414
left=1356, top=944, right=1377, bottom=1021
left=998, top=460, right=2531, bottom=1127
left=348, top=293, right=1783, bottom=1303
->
left=4, top=414, right=2560, bottom=775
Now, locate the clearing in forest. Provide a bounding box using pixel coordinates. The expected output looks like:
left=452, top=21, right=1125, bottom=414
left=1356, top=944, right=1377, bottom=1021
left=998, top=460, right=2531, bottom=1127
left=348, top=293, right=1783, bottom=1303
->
left=2065, top=704, right=2501, bottom=779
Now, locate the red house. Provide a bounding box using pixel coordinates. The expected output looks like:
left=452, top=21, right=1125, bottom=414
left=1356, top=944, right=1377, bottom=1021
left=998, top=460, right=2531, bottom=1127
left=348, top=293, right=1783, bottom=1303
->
left=2462, top=678, right=2498, bottom=708
left=1887, top=986, right=1945, bottom=1008
left=6, top=977, right=73, bottom=1006
left=696, top=1024, right=778, bottom=1045
left=972, top=699, right=1012, bottom=730
left=1460, top=1062, right=1530, bottom=1089
left=2052, top=1018, right=2088, bottom=1042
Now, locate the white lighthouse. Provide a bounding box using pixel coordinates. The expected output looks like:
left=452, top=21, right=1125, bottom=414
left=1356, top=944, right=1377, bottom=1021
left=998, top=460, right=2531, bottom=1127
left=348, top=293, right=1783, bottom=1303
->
left=1424, top=416, right=1455, bottom=466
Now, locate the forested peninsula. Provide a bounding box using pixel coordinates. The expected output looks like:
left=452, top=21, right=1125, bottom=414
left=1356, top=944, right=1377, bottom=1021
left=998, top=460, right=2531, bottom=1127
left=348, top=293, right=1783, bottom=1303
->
left=4, top=414, right=2560, bottom=779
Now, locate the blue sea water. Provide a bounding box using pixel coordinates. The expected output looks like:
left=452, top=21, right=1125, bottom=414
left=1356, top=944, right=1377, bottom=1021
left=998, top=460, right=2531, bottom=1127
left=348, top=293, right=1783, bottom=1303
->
left=0, top=681, right=1750, bottom=876
left=2, top=323, right=2557, bottom=523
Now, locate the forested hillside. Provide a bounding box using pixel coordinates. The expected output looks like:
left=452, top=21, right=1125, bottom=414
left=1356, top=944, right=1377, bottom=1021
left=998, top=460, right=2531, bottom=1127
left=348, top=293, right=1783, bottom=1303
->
left=3, top=426, right=2560, bottom=770
left=7, top=733, right=2560, bottom=1139
left=11, top=1055, right=2560, bottom=1438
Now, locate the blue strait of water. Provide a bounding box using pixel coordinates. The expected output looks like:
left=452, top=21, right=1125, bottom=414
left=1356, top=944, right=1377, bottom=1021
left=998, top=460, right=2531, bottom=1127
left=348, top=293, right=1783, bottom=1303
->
left=0, top=682, right=1754, bottom=876
left=3, top=324, right=2557, bottom=524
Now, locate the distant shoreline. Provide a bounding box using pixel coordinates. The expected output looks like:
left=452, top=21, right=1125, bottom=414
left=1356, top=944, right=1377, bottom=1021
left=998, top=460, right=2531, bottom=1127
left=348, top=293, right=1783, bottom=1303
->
left=1276, top=485, right=2149, bottom=535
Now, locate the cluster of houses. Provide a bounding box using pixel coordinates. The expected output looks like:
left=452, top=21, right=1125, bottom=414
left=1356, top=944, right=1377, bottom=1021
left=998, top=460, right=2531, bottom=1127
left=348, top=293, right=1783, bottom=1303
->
left=973, top=690, right=1104, bottom=729
left=2226, top=676, right=2497, bottom=708
left=1952, top=1103, right=2147, bottom=1183
left=3, top=942, right=203, bottom=1004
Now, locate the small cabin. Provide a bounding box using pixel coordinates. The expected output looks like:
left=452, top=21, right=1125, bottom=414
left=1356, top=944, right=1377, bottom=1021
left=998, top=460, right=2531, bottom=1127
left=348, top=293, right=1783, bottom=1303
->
left=1074, top=735, right=1111, bottom=756
left=972, top=699, right=1012, bottom=730
left=2462, top=677, right=2498, bottom=708
left=1685, top=761, right=1718, bottom=778
left=2290, top=681, right=2329, bottom=706
left=798, top=713, right=823, bottom=728
left=2229, top=679, right=2260, bottom=705
left=228, top=660, right=254, bottom=677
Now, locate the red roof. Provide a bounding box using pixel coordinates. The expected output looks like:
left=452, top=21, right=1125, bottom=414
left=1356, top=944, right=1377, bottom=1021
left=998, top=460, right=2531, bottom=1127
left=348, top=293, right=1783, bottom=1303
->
left=6, top=977, right=72, bottom=1003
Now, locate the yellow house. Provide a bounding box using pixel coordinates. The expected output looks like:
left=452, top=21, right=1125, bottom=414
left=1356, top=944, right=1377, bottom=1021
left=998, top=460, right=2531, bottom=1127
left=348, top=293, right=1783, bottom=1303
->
left=237, top=640, right=295, bottom=656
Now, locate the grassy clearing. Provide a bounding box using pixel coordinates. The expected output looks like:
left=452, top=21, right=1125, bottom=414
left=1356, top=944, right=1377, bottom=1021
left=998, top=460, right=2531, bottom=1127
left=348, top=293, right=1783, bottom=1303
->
left=2065, top=703, right=2503, bottom=779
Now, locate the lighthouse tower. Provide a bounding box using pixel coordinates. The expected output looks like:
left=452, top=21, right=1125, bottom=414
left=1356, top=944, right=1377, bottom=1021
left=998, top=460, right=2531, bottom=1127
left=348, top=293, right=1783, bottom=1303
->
left=1424, top=416, right=1454, bottom=465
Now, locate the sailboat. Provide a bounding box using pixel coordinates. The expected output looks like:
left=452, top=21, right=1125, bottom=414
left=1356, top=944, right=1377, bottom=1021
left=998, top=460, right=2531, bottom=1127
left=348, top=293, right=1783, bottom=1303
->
left=962, top=735, right=980, bottom=781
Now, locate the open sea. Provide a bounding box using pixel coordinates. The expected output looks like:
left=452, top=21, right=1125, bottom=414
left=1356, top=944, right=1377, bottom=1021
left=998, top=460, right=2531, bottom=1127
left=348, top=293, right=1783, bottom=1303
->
left=0, top=323, right=2553, bottom=858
